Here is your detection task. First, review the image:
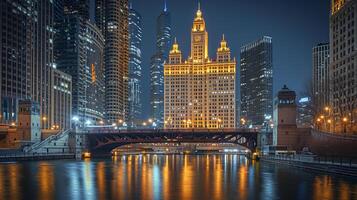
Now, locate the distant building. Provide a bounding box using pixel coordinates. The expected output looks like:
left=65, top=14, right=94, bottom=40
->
left=128, top=6, right=143, bottom=127
left=96, top=0, right=129, bottom=123
left=150, top=2, right=172, bottom=128
left=164, top=6, right=236, bottom=129
left=52, top=68, right=72, bottom=130
left=330, top=0, right=357, bottom=133
left=297, top=97, right=313, bottom=128
left=240, top=36, right=273, bottom=127
left=312, top=43, right=330, bottom=112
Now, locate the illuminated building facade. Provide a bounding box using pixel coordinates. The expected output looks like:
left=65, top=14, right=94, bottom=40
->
left=312, top=43, right=330, bottom=112
left=330, top=0, right=357, bottom=132
left=55, top=2, right=105, bottom=125
left=150, top=2, right=171, bottom=128
left=96, top=0, right=129, bottom=123
left=52, top=68, right=72, bottom=130
left=1, top=0, right=56, bottom=129
left=128, top=6, right=143, bottom=126
left=164, top=7, right=236, bottom=129
left=240, top=36, right=273, bottom=127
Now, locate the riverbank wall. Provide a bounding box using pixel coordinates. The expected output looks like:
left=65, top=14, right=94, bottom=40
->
left=261, top=155, right=357, bottom=177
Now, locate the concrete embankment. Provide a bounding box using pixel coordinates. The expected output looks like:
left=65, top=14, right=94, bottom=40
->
left=0, top=153, right=75, bottom=162
left=261, top=156, right=357, bottom=177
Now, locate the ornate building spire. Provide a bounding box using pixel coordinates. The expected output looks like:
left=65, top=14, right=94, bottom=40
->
left=218, top=34, right=230, bottom=52
left=170, top=37, right=181, bottom=54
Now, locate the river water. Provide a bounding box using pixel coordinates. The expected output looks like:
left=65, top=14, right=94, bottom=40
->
left=0, top=154, right=356, bottom=200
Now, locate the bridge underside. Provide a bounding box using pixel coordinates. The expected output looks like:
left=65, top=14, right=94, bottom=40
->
left=84, top=131, right=258, bottom=156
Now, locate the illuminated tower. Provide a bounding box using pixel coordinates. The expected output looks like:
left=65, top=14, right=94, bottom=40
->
left=329, top=0, right=357, bottom=133
left=240, top=36, right=273, bottom=127
left=164, top=5, right=236, bottom=129
left=150, top=1, right=171, bottom=128
left=128, top=5, right=143, bottom=127
left=95, top=0, right=129, bottom=124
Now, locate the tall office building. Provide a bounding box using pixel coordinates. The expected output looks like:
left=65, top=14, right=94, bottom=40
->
left=150, top=2, right=171, bottom=127
left=32, top=0, right=55, bottom=129
left=52, top=68, right=72, bottom=130
left=96, top=0, right=129, bottom=124
left=164, top=6, right=236, bottom=129
left=330, top=0, right=357, bottom=132
left=128, top=6, right=143, bottom=126
left=0, top=0, right=34, bottom=124
left=1, top=0, right=56, bottom=129
left=240, top=36, right=273, bottom=126
left=312, top=43, right=330, bottom=111
left=55, top=1, right=105, bottom=125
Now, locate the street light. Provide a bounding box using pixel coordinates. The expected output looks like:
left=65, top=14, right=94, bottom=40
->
left=343, top=117, right=348, bottom=133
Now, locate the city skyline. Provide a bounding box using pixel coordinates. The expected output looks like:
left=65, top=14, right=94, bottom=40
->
left=131, top=0, right=330, bottom=119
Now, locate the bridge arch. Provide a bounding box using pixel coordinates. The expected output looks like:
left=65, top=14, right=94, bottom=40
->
left=81, top=129, right=258, bottom=156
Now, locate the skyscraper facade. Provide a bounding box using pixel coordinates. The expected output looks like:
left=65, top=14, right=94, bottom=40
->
left=55, top=1, right=105, bottom=125
left=150, top=3, right=171, bottom=128
left=96, top=0, right=129, bottom=124
left=164, top=7, right=236, bottom=129
left=240, top=36, right=273, bottom=126
left=128, top=6, right=143, bottom=126
left=1, top=0, right=57, bottom=129
left=0, top=0, right=34, bottom=124
left=52, top=68, right=72, bottom=130
left=32, top=0, right=55, bottom=129
left=330, top=0, right=357, bottom=132
left=312, top=43, right=330, bottom=111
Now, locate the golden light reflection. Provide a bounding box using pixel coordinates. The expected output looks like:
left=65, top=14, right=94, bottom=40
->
left=0, top=165, right=4, bottom=200
left=313, top=176, right=333, bottom=200
left=238, top=164, right=248, bottom=199
left=96, top=162, right=106, bottom=200
left=339, top=182, right=351, bottom=200
left=8, top=164, right=21, bottom=200
left=141, top=156, right=153, bottom=200
left=213, top=156, right=222, bottom=200
left=163, top=155, right=170, bottom=200
left=38, top=163, right=54, bottom=200
left=181, top=155, right=193, bottom=199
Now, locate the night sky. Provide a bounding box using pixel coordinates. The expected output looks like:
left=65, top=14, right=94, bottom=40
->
left=127, top=0, right=330, bottom=119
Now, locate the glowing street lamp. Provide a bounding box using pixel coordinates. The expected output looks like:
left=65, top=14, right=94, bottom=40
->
left=343, top=117, right=348, bottom=133
left=148, top=118, right=153, bottom=123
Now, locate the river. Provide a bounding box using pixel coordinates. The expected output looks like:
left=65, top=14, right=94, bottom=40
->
left=0, top=154, right=356, bottom=200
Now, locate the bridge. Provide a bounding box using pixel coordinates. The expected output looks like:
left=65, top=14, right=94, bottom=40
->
left=75, top=128, right=260, bottom=156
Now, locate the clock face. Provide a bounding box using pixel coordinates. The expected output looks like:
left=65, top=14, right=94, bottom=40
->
left=194, top=35, right=201, bottom=42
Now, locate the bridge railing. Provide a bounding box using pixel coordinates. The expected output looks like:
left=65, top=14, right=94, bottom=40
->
left=264, top=154, right=357, bottom=167
left=79, top=128, right=259, bottom=134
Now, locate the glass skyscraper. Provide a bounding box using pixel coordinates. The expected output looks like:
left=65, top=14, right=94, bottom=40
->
left=240, top=36, right=273, bottom=127
left=150, top=2, right=171, bottom=128
left=128, top=5, right=143, bottom=127
left=55, top=0, right=105, bottom=125
left=96, top=0, right=129, bottom=124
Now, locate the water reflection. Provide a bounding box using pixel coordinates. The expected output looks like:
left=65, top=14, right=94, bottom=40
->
left=0, top=155, right=355, bottom=200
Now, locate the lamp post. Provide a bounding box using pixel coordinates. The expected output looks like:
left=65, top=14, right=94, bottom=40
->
left=316, top=118, right=321, bottom=130
left=72, top=116, right=79, bottom=131
left=327, top=119, right=332, bottom=132
left=343, top=117, right=348, bottom=133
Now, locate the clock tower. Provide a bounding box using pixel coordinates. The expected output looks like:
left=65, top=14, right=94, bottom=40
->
left=191, top=3, right=208, bottom=63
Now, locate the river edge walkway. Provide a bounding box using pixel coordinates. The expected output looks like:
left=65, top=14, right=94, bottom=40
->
left=261, top=155, right=357, bottom=177
left=0, top=152, right=75, bottom=162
